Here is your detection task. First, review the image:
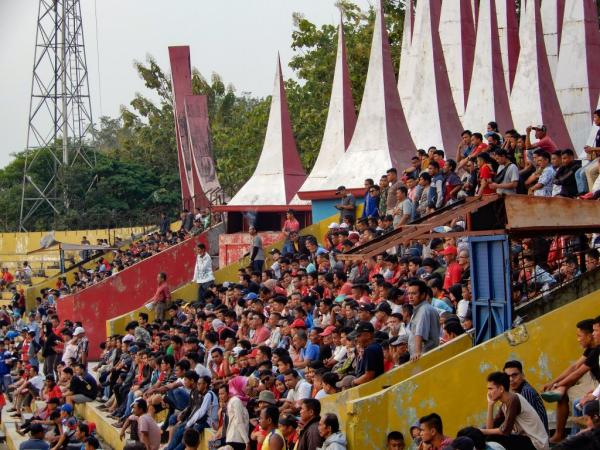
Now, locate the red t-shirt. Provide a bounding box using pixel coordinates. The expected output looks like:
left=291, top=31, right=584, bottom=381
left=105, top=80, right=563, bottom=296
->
left=534, top=136, right=558, bottom=153
left=478, top=164, right=495, bottom=195
left=443, top=262, right=463, bottom=290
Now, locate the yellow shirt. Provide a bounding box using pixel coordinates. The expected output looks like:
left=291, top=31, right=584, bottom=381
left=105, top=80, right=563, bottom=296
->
left=261, top=428, right=286, bottom=450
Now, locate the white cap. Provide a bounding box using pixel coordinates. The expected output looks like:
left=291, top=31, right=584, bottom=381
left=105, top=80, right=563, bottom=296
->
left=73, top=327, right=85, bottom=336
left=339, top=223, right=349, bottom=229
left=328, top=222, right=340, bottom=229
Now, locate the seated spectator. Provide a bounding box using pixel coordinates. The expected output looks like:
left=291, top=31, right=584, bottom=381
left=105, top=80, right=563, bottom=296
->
left=386, top=430, right=405, bottom=450
left=418, top=413, right=453, bottom=449
left=502, top=360, right=548, bottom=430
left=318, top=413, right=347, bottom=449
left=19, top=423, right=49, bottom=450
left=481, top=372, right=549, bottom=450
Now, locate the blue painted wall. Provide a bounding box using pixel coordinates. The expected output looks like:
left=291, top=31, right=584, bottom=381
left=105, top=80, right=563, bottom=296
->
left=311, top=197, right=365, bottom=223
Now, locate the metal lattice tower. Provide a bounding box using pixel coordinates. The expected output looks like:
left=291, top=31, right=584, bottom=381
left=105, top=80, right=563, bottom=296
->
left=19, top=0, right=96, bottom=231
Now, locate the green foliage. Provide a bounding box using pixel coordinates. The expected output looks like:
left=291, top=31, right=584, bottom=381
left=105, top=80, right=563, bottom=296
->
left=1, top=1, right=406, bottom=231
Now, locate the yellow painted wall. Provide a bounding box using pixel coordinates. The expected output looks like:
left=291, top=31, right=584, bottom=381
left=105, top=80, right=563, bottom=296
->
left=342, top=290, right=600, bottom=449
left=320, top=334, right=472, bottom=418
left=106, top=214, right=338, bottom=337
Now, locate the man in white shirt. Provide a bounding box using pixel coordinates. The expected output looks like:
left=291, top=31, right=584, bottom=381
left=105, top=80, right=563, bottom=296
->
left=489, top=149, right=519, bottom=195
left=283, top=369, right=312, bottom=414
left=192, top=243, right=214, bottom=304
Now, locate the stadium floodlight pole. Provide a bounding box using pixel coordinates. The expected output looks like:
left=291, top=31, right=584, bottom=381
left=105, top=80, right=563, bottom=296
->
left=19, top=0, right=96, bottom=231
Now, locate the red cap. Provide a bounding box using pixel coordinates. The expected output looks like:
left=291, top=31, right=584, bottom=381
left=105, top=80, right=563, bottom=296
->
left=249, top=348, right=259, bottom=358
left=319, top=325, right=336, bottom=337
left=291, top=319, right=307, bottom=329
left=440, top=246, right=458, bottom=256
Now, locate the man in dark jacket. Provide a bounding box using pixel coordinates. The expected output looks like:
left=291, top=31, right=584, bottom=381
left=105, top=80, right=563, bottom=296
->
left=553, top=149, right=581, bottom=197
left=296, top=398, right=324, bottom=450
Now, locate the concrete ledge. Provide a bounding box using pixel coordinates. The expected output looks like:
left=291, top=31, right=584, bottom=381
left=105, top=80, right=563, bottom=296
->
left=3, top=421, right=24, bottom=450
left=75, top=402, right=213, bottom=450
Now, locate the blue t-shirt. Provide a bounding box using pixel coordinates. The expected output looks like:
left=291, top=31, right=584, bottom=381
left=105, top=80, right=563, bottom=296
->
left=0, top=350, right=13, bottom=375
left=302, top=343, right=320, bottom=362
left=19, top=439, right=50, bottom=450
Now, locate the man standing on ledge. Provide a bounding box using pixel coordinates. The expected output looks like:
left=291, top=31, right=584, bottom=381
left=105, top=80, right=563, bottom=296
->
left=249, top=226, right=265, bottom=272
left=334, top=186, right=355, bottom=224
left=149, top=272, right=171, bottom=321
left=192, top=243, right=214, bottom=304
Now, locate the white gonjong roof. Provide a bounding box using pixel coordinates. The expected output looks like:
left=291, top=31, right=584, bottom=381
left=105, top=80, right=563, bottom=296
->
left=540, top=0, right=566, bottom=81
left=510, top=0, right=573, bottom=150
left=404, top=0, right=463, bottom=151
left=555, top=0, right=600, bottom=156
left=298, top=20, right=356, bottom=195
left=439, top=0, right=475, bottom=118
left=220, top=56, right=307, bottom=211
left=495, top=0, right=520, bottom=93
left=319, top=0, right=416, bottom=194
left=462, top=0, right=513, bottom=133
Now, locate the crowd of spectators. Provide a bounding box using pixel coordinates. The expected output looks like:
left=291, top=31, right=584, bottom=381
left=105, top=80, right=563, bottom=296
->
left=0, top=117, right=599, bottom=450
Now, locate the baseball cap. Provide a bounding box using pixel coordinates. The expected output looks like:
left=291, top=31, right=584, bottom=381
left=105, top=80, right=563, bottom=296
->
left=319, top=325, right=336, bottom=337
left=532, top=124, right=547, bottom=132
left=339, top=223, right=349, bottom=229
left=348, top=321, right=375, bottom=339
left=449, top=437, right=475, bottom=450
left=440, top=246, right=458, bottom=256
left=60, top=404, right=73, bottom=414
left=291, top=319, right=307, bottom=329
left=358, top=303, right=375, bottom=313
left=335, top=186, right=346, bottom=194
left=269, top=248, right=280, bottom=255
left=73, top=327, right=85, bottom=336
left=257, top=390, right=277, bottom=405
left=243, top=292, right=258, bottom=301
left=328, top=222, right=340, bottom=229
left=249, top=348, right=259, bottom=358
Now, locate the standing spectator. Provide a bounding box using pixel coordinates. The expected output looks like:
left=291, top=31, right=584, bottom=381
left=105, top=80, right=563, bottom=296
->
left=259, top=405, right=286, bottom=450
left=318, top=413, right=347, bottom=450
left=577, top=109, right=600, bottom=193
left=133, top=399, right=162, bottom=450
left=148, top=272, right=171, bottom=322
left=406, top=280, right=440, bottom=361
left=223, top=379, right=250, bottom=450
left=386, top=168, right=402, bottom=212
left=192, top=243, right=214, bottom=304
left=279, top=414, right=299, bottom=449
left=503, top=360, right=548, bottom=431
left=489, top=149, right=519, bottom=195
left=481, top=372, right=549, bottom=450
left=391, top=187, right=413, bottom=228
left=476, top=153, right=496, bottom=196
left=379, top=175, right=390, bottom=215
left=334, top=186, right=356, bottom=224
left=282, top=209, right=301, bottom=250
left=362, top=183, right=380, bottom=218
left=159, top=213, right=170, bottom=235
left=442, top=247, right=463, bottom=291
left=249, top=226, right=265, bottom=273
left=442, top=159, right=462, bottom=204
left=296, top=399, right=324, bottom=450
left=181, top=210, right=194, bottom=232
left=456, top=130, right=473, bottom=163
left=79, top=237, right=91, bottom=262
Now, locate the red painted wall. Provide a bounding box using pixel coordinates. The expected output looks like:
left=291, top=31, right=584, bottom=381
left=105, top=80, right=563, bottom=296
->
left=219, top=232, right=282, bottom=267
left=57, top=232, right=209, bottom=359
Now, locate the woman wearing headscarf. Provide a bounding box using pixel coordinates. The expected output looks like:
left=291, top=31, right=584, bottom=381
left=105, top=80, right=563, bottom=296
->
left=219, top=376, right=250, bottom=450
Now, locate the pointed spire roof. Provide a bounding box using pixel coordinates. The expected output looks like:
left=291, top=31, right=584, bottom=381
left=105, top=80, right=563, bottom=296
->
left=221, top=56, right=307, bottom=210
left=439, top=0, right=476, bottom=117
left=184, top=95, right=224, bottom=208
left=168, top=46, right=194, bottom=204
left=299, top=20, right=356, bottom=195
left=496, top=0, right=520, bottom=92
left=318, top=0, right=416, bottom=194
left=510, top=0, right=573, bottom=149
left=398, top=0, right=415, bottom=111
left=541, top=0, right=566, bottom=80
left=462, top=0, right=513, bottom=133
left=555, top=0, right=600, bottom=154
left=404, top=0, right=463, bottom=150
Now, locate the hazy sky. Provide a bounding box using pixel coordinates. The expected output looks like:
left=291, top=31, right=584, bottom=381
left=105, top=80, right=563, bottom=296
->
left=0, top=0, right=372, bottom=168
